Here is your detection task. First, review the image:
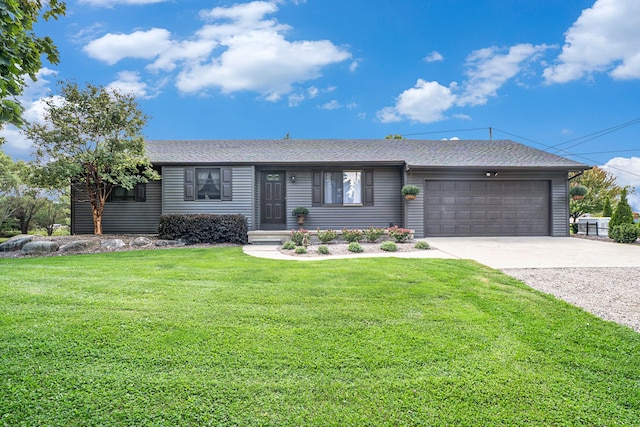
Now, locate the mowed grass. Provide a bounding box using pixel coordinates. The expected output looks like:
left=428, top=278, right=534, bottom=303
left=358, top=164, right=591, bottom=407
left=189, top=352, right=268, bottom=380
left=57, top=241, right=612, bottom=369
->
left=1, top=247, right=639, bottom=426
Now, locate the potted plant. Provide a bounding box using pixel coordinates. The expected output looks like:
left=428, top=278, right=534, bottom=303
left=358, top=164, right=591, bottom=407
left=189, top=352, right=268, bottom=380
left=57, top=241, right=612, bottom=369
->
left=292, top=206, right=309, bottom=225
left=401, top=185, right=420, bottom=200
left=569, top=185, right=588, bottom=201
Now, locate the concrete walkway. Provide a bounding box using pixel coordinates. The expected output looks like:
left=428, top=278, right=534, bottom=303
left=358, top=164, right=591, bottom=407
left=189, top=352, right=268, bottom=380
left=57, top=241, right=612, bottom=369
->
left=244, top=237, right=640, bottom=269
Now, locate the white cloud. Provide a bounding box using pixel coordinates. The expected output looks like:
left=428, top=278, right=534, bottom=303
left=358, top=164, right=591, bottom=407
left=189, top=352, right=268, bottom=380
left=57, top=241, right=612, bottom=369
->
left=320, top=100, right=341, bottom=110
left=377, top=43, right=548, bottom=123
left=84, top=28, right=172, bottom=65
left=544, top=0, right=640, bottom=83
left=106, top=71, right=152, bottom=98
left=602, top=156, right=640, bottom=211
left=83, top=1, right=350, bottom=102
left=288, top=93, right=305, bottom=107
left=349, top=60, right=360, bottom=72
left=423, top=51, right=443, bottom=63
left=0, top=69, right=64, bottom=159
left=376, top=79, right=456, bottom=123
left=457, top=43, right=550, bottom=106
left=80, top=0, right=169, bottom=6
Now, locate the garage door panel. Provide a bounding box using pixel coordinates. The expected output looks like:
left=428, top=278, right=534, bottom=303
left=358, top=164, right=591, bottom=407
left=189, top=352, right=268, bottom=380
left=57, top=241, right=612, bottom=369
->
left=425, top=180, right=550, bottom=237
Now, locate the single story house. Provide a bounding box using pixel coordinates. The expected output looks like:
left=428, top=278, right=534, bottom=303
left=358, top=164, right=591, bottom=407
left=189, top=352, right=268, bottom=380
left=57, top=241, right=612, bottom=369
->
left=71, top=139, right=589, bottom=238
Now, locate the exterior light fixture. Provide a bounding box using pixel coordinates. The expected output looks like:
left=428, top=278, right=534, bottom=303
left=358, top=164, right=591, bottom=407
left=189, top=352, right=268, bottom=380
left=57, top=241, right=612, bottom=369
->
left=290, top=173, right=296, bottom=183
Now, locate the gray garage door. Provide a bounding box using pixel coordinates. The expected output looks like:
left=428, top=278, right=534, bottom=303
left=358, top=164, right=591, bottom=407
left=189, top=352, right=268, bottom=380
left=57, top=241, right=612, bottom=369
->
left=424, top=180, right=550, bottom=237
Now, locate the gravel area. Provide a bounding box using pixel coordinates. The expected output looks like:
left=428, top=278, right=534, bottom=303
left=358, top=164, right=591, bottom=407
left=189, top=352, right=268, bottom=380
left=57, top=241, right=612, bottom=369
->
left=504, top=267, right=640, bottom=333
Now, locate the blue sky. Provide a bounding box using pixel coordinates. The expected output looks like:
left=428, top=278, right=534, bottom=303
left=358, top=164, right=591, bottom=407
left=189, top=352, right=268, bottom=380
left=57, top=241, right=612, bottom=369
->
left=3, top=0, right=640, bottom=208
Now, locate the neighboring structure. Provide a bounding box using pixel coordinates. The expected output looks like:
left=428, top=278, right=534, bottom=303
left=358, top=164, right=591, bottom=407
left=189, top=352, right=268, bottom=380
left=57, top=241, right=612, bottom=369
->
left=71, top=139, right=590, bottom=238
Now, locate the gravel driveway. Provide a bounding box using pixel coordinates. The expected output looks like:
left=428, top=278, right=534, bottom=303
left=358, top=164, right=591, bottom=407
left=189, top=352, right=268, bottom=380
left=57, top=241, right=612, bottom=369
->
left=504, top=267, right=640, bottom=333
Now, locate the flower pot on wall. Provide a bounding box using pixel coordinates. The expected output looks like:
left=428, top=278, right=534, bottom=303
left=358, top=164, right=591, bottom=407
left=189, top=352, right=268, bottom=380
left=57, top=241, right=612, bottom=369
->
left=405, top=194, right=417, bottom=201
left=296, top=214, right=306, bottom=225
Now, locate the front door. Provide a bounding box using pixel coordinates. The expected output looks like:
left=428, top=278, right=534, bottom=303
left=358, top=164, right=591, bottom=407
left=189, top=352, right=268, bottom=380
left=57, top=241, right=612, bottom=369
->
left=261, top=171, right=287, bottom=230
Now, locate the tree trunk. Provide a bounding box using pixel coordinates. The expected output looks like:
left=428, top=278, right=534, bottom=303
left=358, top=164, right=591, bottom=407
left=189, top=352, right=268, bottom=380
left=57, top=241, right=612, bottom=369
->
left=92, top=204, right=103, bottom=235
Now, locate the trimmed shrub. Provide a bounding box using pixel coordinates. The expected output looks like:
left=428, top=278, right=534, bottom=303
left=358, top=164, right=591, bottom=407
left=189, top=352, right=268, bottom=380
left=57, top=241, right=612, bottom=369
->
left=348, top=242, right=363, bottom=253
left=158, top=214, right=248, bottom=244
left=380, top=241, right=397, bottom=252
left=317, top=245, right=330, bottom=255
left=342, top=228, right=363, bottom=243
left=282, top=241, right=296, bottom=250
left=602, top=196, right=613, bottom=217
left=363, top=227, right=385, bottom=242
left=414, top=241, right=430, bottom=250
left=294, top=246, right=308, bottom=254
left=317, top=229, right=337, bottom=243
left=610, top=224, right=640, bottom=243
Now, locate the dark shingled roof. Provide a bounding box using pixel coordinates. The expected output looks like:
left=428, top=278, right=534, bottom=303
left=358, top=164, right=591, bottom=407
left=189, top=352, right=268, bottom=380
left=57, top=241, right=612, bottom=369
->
left=145, top=139, right=589, bottom=169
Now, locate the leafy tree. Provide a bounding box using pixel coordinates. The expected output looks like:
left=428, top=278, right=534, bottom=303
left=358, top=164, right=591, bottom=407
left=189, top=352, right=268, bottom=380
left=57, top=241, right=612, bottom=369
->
left=385, top=134, right=404, bottom=139
left=1, top=0, right=66, bottom=127
left=569, top=166, right=621, bottom=222
left=34, top=191, right=69, bottom=235
left=25, top=81, right=160, bottom=234
left=8, top=159, right=48, bottom=234
left=609, top=187, right=634, bottom=238
left=0, top=150, right=20, bottom=228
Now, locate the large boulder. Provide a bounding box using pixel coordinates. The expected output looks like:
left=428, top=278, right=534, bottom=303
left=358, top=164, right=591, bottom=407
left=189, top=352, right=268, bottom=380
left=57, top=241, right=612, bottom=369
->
left=59, top=240, right=99, bottom=253
left=155, top=239, right=184, bottom=247
left=100, top=239, right=125, bottom=250
left=0, top=235, right=35, bottom=252
left=21, top=241, right=60, bottom=255
left=130, top=236, right=153, bottom=247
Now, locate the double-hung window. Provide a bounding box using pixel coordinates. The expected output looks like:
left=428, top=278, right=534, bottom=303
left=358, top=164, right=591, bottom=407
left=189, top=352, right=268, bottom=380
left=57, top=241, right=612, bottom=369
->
left=312, top=169, right=373, bottom=207
left=323, top=171, right=362, bottom=205
left=184, top=167, right=233, bottom=201
left=109, top=183, right=146, bottom=202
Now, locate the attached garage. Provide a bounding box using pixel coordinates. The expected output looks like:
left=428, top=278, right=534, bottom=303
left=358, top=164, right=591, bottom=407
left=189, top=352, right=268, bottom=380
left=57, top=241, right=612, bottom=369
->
left=424, top=180, right=550, bottom=237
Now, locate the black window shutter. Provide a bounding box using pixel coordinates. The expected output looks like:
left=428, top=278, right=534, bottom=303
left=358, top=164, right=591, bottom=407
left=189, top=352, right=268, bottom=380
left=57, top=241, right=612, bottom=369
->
left=221, top=167, right=232, bottom=201
left=184, top=168, right=194, bottom=201
left=364, top=169, right=374, bottom=206
left=312, top=170, right=322, bottom=206
left=135, top=183, right=146, bottom=202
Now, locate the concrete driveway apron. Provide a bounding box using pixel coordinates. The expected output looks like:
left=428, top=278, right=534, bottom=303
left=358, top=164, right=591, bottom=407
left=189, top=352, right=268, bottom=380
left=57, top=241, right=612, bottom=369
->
left=426, top=236, right=640, bottom=269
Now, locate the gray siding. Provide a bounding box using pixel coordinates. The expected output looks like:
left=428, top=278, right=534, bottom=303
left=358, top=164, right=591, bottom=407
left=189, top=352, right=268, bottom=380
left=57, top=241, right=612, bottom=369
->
left=72, top=180, right=162, bottom=234
left=257, top=167, right=403, bottom=230
left=406, top=170, right=570, bottom=238
left=162, top=166, right=255, bottom=230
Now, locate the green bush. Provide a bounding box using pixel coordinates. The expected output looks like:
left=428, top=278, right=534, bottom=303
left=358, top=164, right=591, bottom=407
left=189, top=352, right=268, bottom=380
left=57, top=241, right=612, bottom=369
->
left=317, top=229, right=337, bottom=243
left=294, top=246, right=308, bottom=254
left=609, top=188, right=634, bottom=238
left=610, top=224, right=640, bottom=243
left=158, top=214, right=248, bottom=244
left=388, top=226, right=411, bottom=242
left=380, top=241, right=397, bottom=252
left=348, top=242, right=363, bottom=253
left=570, top=223, right=579, bottom=234
left=363, top=227, right=385, bottom=242
left=317, top=245, right=330, bottom=255
left=342, top=228, right=363, bottom=243
left=414, top=241, right=430, bottom=250
left=290, top=228, right=310, bottom=246
left=282, top=241, right=296, bottom=250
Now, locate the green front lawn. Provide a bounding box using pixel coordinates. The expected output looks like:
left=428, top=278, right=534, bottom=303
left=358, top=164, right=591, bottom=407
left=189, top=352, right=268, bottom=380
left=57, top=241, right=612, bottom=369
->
left=1, top=247, right=638, bottom=426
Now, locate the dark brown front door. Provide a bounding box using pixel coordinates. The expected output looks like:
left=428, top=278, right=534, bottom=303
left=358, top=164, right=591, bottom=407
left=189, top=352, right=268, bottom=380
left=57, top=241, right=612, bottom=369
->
left=261, top=171, right=286, bottom=229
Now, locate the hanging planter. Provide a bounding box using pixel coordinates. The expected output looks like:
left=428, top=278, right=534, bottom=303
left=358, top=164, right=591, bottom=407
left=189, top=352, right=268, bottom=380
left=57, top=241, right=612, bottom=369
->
left=401, top=185, right=420, bottom=200
left=569, top=185, right=588, bottom=201
left=292, top=206, right=309, bottom=225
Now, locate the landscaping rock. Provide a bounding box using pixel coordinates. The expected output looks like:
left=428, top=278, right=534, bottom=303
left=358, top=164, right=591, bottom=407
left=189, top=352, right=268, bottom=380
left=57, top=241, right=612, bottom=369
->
left=155, top=239, right=184, bottom=247
left=59, top=240, right=99, bottom=253
left=130, top=236, right=153, bottom=247
left=21, top=241, right=60, bottom=255
left=100, top=239, right=126, bottom=250
left=0, top=235, right=35, bottom=252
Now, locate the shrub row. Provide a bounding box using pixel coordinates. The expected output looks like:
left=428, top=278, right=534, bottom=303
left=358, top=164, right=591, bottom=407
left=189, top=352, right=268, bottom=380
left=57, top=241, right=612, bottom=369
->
left=158, top=214, right=248, bottom=244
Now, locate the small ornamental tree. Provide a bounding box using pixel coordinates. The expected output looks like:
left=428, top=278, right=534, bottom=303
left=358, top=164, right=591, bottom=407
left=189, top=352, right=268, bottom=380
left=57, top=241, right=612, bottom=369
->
left=608, top=188, right=634, bottom=239
left=25, top=81, right=159, bottom=234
